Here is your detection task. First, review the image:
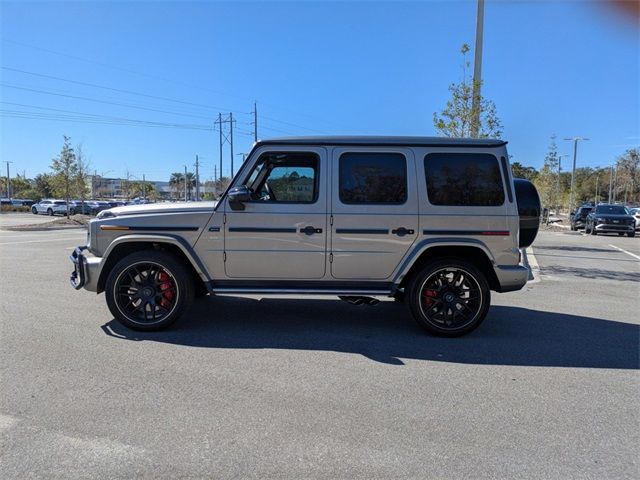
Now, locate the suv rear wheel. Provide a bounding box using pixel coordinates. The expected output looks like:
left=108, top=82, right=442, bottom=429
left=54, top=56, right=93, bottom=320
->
left=105, top=251, right=194, bottom=331
left=407, top=258, right=490, bottom=337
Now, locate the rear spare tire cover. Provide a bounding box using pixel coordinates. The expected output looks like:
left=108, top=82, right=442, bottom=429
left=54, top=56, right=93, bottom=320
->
left=514, top=178, right=540, bottom=248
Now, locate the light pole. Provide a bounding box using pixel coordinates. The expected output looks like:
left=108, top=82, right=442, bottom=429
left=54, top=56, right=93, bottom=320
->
left=3, top=161, right=13, bottom=199
left=564, top=137, right=589, bottom=213
left=608, top=165, right=614, bottom=203
left=556, top=154, right=569, bottom=215
left=470, top=0, right=485, bottom=138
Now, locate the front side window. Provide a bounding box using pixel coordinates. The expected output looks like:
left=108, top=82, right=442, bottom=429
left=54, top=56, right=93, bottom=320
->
left=424, top=153, right=505, bottom=206
left=339, top=152, right=407, bottom=204
left=244, top=152, right=318, bottom=203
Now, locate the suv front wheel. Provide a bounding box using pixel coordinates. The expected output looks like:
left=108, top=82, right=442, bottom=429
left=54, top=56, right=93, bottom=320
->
left=407, top=259, right=491, bottom=337
left=105, top=250, right=194, bottom=331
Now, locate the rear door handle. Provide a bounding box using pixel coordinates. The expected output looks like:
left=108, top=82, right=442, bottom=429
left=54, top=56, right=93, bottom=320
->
left=391, top=227, right=414, bottom=237
left=301, top=226, right=323, bottom=235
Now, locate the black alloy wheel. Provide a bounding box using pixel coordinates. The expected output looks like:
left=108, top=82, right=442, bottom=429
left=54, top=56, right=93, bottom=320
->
left=106, top=251, right=194, bottom=331
left=407, top=259, right=490, bottom=337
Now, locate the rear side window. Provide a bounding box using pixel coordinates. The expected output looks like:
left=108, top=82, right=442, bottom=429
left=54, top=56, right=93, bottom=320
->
left=424, top=153, right=505, bottom=206
left=339, top=152, right=407, bottom=204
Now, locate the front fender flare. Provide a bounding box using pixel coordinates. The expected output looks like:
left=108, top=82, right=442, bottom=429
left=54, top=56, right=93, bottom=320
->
left=97, top=234, right=213, bottom=291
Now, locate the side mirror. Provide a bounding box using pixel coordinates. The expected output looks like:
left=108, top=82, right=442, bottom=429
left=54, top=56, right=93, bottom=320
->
left=228, top=185, right=251, bottom=211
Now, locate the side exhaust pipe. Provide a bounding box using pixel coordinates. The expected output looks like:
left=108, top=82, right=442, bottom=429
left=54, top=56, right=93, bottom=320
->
left=339, top=296, right=380, bottom=306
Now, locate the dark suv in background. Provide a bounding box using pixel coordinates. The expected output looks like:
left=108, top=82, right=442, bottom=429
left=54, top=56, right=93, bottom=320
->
left=585, top=204, right=635, bottom=237
left=570, top=205, right=593, bottom=231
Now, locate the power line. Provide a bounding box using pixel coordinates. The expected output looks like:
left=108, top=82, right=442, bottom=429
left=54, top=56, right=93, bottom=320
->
left=1, top=109, right=213, bottom=130
left=3, top=38, right=349, bottom=131
left=1, top=83, right=216, bottom=120
left=1, top=66, right=234, bottom=113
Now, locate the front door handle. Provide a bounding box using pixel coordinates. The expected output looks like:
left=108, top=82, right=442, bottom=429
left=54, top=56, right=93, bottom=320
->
left=301, top=226, right=323, bottom=235
left=391, top=227, right=415, bottom=237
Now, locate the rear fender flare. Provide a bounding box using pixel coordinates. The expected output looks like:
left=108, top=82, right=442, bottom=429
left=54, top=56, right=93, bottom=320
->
left=392, top=238, right=496, bottom=285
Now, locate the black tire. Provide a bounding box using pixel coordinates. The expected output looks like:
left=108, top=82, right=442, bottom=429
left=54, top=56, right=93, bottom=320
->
left=31, top=206, right=38, bottom=215
left=570, top=224, right=576, bottom=231
left=407, top=258, right=491, bottom=337
left=105, top=250, right=194, bottom=331
left=47, top=208, right=53, bottom=216
left=628, top=232, right=636, bottom=238
left=618, top=232, right=625, bottom=236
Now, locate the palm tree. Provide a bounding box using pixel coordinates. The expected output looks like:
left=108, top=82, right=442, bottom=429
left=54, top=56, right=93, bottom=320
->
left=169, top=172, right=184, bottom=200
left=185, top=172, right=196, bottom=200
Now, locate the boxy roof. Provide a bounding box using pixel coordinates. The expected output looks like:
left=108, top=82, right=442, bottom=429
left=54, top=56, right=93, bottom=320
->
left=256, top=136, right=507, bottom=148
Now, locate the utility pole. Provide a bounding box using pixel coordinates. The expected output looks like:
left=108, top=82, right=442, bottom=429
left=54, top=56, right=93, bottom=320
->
left=470, top=0, right=484, bottom=138
left=4, top=161, right=12, bottom=199
left=184, top=165, right=188, bottom=202
left=215, top=113, right=235, bottom=180
left=230, top=112, right=235, bottom=178
left=612, top=165, right=618, bottom=202
left=194, top=155, right=200, bottom=201
left=564, top=137, right=589, bottom=213
left=218, top=113, right=223, bottom=182
left=142, top=174, right=146, bottom=200
left=595, top=174, right=599, bottom=205
left=252, top=102, right=258, bottom=142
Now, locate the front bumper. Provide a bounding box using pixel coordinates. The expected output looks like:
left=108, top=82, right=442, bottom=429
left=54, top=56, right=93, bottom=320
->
left=70, top=246, right=101, bottom=292
left=594, top=223, right=634, bottom=233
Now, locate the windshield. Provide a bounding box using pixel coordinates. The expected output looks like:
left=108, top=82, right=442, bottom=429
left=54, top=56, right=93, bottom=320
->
left=595, top=205, right=628, bottom=215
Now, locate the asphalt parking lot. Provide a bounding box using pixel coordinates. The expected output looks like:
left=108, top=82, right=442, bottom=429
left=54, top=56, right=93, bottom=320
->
left=0, top=218, right=638, bottom=479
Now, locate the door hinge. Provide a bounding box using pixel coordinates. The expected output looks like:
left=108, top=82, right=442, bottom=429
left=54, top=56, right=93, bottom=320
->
left=329, top=252, right=333, bottom=263
left=330, top=214, right=333, bottom=226
left=223, top=251, right=227, bottom=262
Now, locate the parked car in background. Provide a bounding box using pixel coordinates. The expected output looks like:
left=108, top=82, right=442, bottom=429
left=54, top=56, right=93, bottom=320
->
left=585, top=204, right=635, bottom=237
left=68, top=200, right=93, bottom=215
left=32, top=199, right=68, bottom=216
left=107, top=201, right=126, bottom=208
left=570, top=205, right=593, bottom=230
left=87, top=200, right=112, bottom=215
left=628, top=208, right=640, bottom=231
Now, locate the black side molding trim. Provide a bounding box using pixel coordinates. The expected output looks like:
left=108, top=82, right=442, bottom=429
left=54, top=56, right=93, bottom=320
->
left=335, top=228, right=389, bottom=235
left=423, top=230, right=510, bottom=236
left=228, top=227, right=297, bottom=233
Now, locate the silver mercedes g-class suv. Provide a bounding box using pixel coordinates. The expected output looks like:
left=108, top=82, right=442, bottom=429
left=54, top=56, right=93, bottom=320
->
left=70, top=136, right=540, bottom=337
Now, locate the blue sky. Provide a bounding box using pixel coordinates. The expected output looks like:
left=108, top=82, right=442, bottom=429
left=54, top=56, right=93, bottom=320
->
left=1, top=0, right=638, bottom=182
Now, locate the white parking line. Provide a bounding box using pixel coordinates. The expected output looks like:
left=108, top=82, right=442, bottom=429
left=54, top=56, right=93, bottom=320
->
left=608, top=244, right=640, bottom=262
left=0, top=237, right=84, bottom=245
left=524, top=246, right=541, bottom=283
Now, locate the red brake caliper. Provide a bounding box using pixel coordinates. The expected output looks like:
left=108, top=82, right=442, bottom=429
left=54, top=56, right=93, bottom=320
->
left=422, top=289, right=438, bottom=306
left=158, top=271, right=174, bottom=309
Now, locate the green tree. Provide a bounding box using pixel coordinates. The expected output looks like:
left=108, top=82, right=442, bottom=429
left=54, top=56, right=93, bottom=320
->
left=33, top=173, right=54, bottom=200
left=75, top=143, right=91, bottom=205
left=50, top=136, right=78, bottom=217
left=510, top=162, right=538, bottom=182
left=534, top=135, right=561, bottom=214
left=433, top=44, right=503, bottom=139
left=169, top=172, right=185, bottom=200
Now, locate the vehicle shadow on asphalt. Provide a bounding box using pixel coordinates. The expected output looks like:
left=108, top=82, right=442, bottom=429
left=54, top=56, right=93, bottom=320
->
left=101, top=298, right=639, bottom=369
